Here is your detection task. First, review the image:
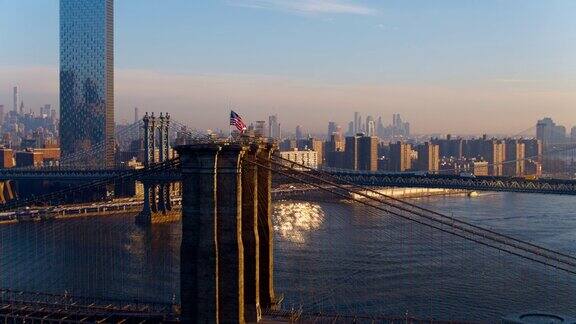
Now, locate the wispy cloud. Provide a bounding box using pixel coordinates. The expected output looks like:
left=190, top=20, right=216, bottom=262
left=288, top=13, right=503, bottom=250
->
left=229, top=0, right=377, bottom=16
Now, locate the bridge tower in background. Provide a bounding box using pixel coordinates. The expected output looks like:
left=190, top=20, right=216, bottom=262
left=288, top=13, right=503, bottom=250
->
left=176, top=142, right=279, bottom=323
left=137, top=112, right=172, bottom=224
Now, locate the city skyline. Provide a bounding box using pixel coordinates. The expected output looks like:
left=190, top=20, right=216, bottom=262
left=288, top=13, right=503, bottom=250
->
left=2, top=0, right=576, bottom=133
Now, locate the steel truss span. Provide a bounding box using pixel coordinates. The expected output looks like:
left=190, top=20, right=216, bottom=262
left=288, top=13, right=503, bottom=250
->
left=326, top=170, right=576, bottom=195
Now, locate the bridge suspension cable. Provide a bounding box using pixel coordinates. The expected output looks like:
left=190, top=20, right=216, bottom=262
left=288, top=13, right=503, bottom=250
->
left=273, top=155, right=576, bottom=265
left=256, top=155, right=576, bottom=275
left=263, top=155, right=576, bottom=319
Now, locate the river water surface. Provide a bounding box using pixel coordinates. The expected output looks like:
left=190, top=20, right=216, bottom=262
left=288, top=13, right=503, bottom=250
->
left=0, top=192, right=575, bottom=321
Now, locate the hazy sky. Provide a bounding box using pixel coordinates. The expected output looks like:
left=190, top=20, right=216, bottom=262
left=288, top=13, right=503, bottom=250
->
left=1, top=0, right=576, bottom=134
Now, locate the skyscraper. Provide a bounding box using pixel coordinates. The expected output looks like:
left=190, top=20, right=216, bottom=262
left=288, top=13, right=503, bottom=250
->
left=327, top=121, right=338, bottom=140
left=60, top=0, right=114, bottom=167
left=536, top=117, right=566, bottom=148
left=268, top=115, right=281, bottom=139
left=358, top=135, right=378, bottom=171
left=12, top=86, right=18, bottom=113
left=504, top=139, right=525, bottom=177
left=354, top=112, right=361, bottom=134
left=366, top=116, right=375, bottom=137
left=134, top=107, right=139, bottom=124
left=295, top=125, right=303, bottom=141
left=389, top=142, right=412, bottom=172
left=415, top=142, right=440, bottom=173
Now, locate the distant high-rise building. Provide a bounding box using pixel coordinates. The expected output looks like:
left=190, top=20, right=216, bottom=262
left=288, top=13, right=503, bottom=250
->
left=504, top=139, right=525, bottom=177
left=0, top=105, right=4, bottom=125
left=254, top=120, right=266, bottom=137
left=521, top=138, right=542, bottom=160
left=12, top=86, right=18, bottom=113
left=347, top=121, right=354, bottom=137
left=60, top=0, right=115, bottom=167
left=354, top=112, right=361, bottom=134
left=393, top=113, right=400, bottom=128
left=389, top=141, right=412, bottom=172
left=484, top=139, right=506, bottom=176
left=268, top=115, right=281, bottom=139
left=328, top=134, right=345, bottom=152
left=40, top=104, right=52, bottom=118
left=358, top=135, right=378, bottom=171
left=279, top=149, right=318, bottom=170
left=571, top=126, right=576, bottom=141
left=521, top=138, right=543, bottom=176
left=134, top=107, right=139, bottom=124
left=536, top=117, right=566, bottom=148
left=327, top=121, right=338, bottom=140
left=366, top=116, right=375, bottom=137
left=415, top=142, right=440, bottom=173
left=344, top=135, right=359, bottom=170
left=295, top=125, right=303, bottom=141
left=299, top=138, right=324, bottom=166
left=376, top=116, right=384, bottom=138
left=432, top=134, right=463, bottom=159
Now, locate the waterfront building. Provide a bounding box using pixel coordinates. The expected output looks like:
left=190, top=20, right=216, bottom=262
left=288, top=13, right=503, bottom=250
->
left=504, top=139, right=525, bottom=177
left=60, top=0, right=115, bottom=167
left=389, top=141, right=412, bottom=172
left=358, top=135, right=378, bottom=171
left=15, top=150, right=44, bottom=168
left=432, top=134, right=464, bottom=159
left=279, top=148, right=318, bottom=170
left=344, top=133, right=377, bottom=171
left=471, top=161, right=489, bottom=176
left=0, top=149, right=14, bottom=169
left=344, top=135, right=359, bottom=170
left=298, top=138, right=324, bottom=166
left=484, top=139, right=506, bottom=176
left=415, top=142, right=440, bottom=173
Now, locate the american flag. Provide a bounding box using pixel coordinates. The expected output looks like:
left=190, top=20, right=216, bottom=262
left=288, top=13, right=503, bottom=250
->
left=230, top=110, right=247, bottom=132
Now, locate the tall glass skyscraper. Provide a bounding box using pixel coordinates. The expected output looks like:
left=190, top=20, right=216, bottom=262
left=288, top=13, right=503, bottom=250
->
left=60, top=0, right=114, bottom=167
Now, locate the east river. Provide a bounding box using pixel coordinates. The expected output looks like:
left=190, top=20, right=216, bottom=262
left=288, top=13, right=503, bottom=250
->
left=1, top=192, right=575, bottom=321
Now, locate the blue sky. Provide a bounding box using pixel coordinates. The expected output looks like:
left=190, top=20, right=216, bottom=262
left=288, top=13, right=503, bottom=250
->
left=1, top=0, right=576, bottom=134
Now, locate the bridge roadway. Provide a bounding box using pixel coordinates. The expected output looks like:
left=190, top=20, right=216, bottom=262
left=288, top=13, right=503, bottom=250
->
left=1, top=167, right=575, bottom=195
left=0, top=290, right=470, bottom=324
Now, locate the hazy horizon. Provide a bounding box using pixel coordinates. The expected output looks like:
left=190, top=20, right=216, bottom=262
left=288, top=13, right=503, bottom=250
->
left=1, top=0, right=576, bottom=134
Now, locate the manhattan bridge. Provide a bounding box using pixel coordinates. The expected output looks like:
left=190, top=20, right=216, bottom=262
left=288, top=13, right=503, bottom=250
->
left=0, top=114, right=575, bottom=322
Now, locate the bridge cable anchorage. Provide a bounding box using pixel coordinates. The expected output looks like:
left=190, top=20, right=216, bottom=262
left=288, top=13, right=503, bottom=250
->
left=273, top=154, right=576, bottom=265
left=251, top=157, right=576, bottom=275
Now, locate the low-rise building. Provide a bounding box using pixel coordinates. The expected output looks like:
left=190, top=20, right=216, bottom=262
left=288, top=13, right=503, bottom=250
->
left=279, top=149, right=318, bottom=170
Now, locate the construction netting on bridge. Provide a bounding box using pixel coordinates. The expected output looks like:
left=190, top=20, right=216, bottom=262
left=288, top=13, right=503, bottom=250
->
left=0, top=141, right=575, bottom=322
left=264, top=155, right=576, bottom=321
